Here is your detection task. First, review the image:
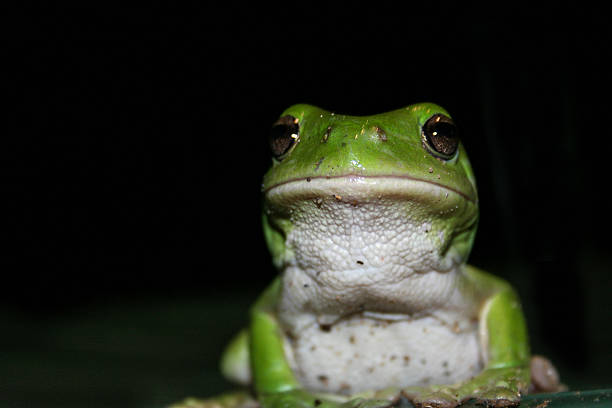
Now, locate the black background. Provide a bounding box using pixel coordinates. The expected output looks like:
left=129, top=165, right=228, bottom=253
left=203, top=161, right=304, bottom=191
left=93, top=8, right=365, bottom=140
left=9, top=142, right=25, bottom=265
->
left=5, top=4, right=612, bottom=407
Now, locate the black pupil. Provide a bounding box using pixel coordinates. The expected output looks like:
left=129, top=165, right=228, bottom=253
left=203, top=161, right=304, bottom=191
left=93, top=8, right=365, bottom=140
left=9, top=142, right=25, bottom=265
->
left=270, top=115, right=299, bottom=159
left=425, top=115, right=458, bottom=157
left=432, top=121, right=455, bottom=140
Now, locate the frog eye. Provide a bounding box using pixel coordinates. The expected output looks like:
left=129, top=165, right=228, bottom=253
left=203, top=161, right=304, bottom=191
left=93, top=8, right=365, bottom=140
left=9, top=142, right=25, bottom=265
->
left=421, top=114, right=459, bottom=160
left=270, top=115, right=300, bottom=160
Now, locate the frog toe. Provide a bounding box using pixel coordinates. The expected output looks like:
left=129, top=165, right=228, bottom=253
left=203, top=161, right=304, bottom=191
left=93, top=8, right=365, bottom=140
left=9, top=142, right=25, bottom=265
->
left=474, top=386, right=521, bottom=407
left=401, top=388, right=460, bottom=408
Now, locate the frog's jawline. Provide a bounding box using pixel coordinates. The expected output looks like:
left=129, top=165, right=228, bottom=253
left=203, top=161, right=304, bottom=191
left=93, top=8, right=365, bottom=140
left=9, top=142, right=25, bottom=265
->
left=264, top=174, right=476, bottom=203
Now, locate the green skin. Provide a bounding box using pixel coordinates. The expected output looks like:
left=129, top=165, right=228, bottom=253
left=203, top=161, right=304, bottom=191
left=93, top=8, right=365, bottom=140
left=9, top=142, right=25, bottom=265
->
left=171, top=103, right=530, bottom=408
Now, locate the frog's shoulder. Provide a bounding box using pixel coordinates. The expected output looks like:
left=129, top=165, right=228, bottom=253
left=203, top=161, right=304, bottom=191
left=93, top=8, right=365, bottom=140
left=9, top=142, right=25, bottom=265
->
left=462, top=264, right=513, bottom=295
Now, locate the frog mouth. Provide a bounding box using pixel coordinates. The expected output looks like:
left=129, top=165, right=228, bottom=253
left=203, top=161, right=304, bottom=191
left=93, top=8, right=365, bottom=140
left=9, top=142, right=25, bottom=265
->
left=264, top=174, right=477, bottom=205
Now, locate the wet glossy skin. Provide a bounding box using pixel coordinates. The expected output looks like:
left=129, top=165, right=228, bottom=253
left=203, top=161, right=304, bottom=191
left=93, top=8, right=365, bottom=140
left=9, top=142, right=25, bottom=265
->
left=262, top=104, right=479, bottom=275
left=217, top=103, right=530, bottom=408
left=262, top=103, right=477, bottom=201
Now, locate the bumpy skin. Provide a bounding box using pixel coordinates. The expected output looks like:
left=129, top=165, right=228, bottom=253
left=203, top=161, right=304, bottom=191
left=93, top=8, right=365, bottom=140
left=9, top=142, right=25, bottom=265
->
left=173, top=104, right=531, bottom=408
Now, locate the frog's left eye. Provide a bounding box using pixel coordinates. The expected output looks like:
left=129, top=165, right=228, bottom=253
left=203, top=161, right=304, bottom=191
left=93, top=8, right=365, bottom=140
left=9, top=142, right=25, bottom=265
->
left=270, top=115, right=300, bottom=160
left=422, top=114, right=459, bottom=160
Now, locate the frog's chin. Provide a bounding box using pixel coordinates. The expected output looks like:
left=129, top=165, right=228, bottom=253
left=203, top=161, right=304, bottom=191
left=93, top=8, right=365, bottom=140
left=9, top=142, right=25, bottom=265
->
left=264, top=174, right=476, bottom=210
left=265, top=174, right=479, bottom=280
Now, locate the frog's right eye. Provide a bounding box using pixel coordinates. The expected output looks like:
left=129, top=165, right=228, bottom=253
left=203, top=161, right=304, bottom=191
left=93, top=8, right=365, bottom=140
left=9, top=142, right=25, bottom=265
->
left=421, top=113, right=459, bottom=161
left=270, top=115, right=300, bottom=160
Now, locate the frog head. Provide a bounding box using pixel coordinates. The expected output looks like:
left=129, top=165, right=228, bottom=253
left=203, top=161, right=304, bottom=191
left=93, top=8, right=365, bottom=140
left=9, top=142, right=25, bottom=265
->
left=261, top=103, right=478, bottom=277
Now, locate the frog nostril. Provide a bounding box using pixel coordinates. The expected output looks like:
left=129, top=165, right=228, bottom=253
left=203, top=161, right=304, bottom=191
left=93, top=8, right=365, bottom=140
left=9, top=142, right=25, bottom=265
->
left=322, top=126, right=332, bottom=143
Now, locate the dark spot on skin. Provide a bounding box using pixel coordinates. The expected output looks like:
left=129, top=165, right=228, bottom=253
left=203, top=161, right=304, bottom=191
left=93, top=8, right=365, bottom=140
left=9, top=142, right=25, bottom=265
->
left=375, top=126, right=387, bottom=141
left=442, top=361, right=449, bottom=368
left=349, top=335, right=356, bottom=344
left=452, top=321, right=460, bottom=333
left=317, top=375, right=329, bottom=385
left=303, top=283, right=309, bottom=288
left=390, top=355, right=397, bottom=361
left=356, top=260, right=364, bottom=265
left=444, top=370, right=451, bottom=377
left=320, top=324, right=332, bottom=332
left=314, top=157, right=324, bottom=171
left=367, top=367, right=375, bottom=373
left=314, top=399, right=322, bottom=407
left=339, top=383, right=351, bottom=392
left=310, top=345, right=317, bottom=351
left=396, top=396, right=412, bottom=407
left=420, top=358, right=427, bottom=365
left=404, top=356, right=410, bottom=365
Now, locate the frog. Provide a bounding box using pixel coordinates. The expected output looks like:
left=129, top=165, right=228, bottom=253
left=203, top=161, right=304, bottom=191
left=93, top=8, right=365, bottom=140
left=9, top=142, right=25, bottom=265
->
left=173, top=103, right=535, bottom=408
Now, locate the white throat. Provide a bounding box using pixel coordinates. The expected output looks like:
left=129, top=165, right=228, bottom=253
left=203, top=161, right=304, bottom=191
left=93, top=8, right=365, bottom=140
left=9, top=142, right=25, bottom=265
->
left=275, top=187, right=463, bottom=332
left=266, top=177, right=482, bottom=394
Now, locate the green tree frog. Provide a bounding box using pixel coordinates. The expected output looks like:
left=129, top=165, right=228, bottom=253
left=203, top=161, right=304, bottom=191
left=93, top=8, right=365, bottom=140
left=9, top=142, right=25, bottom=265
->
left=177, top=103, right=537, bottom=408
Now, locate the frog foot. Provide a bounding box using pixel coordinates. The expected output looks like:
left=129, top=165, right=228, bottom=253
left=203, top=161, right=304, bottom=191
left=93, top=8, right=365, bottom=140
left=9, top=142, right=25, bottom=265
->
left=401, top=366, right=529, bottom=408
left=401, top=386, right=518, bottom=408
left=457, top=366, right=529, bottom=407
left=259, top=389, right=393, bottom=408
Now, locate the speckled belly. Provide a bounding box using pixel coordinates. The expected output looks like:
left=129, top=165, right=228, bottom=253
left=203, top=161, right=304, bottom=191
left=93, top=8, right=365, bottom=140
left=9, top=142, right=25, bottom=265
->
left=286, top=314, right=483, bottom=395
